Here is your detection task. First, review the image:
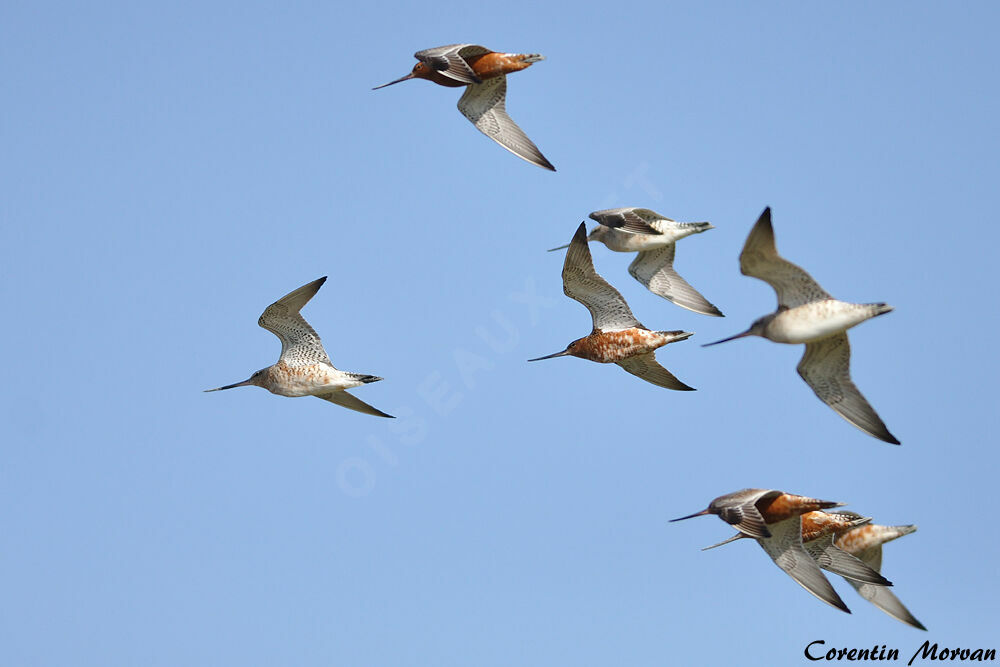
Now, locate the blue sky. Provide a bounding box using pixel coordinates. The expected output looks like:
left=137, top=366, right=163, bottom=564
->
left=2, top=2, right=998, bottom=665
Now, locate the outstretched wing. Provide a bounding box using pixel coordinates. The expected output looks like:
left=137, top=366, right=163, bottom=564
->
left=797, top=333, right=899, bottom=444
left=740, top=207, right=832, bottom=309
left=629, top=246, right=724, bottom=316
left=457, top=76, right=555, bottom=171
left=617, top=352, right=695, bottom=391
left=258, top=277, right=333, bottom=367
left=561, top=222, right=642, bottom=332
left=804, top=537, right=892, bottom=586
left=414, top=44, right=488, bottom=84
left=847, top=580, right=926, bottom=630
left=316, top=390, right=394, bottom=418
left=757, top=517, right=850, bottom=613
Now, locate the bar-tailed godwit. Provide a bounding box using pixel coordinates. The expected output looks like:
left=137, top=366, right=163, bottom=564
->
left=204, top=277, right=393, bottom=418
left=704, top=207, right=899, bottom=444
left=835, top=513, right=926, bottom=630
left=548, top=207, right=723, bottom=317
left=529, top=222, right=695, bottom=390
left=373, top=44, right=554, bottom=171
left=671, top=488, right=853, bottom=612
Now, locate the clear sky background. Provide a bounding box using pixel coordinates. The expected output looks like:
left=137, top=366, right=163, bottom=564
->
left=3, top=2, right=998, bottom=665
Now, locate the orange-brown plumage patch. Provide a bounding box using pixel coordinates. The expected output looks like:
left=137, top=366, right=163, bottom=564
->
left=569, top=328, right=667, bottom=363
left=800, top=511, right=857, bottom=542
left=467, top=52, right=534, bottom=79
left=758, top=493, right=838, bottom=524
left=834, top=525, right=876, bottom=553
left=271, top=361, right=329, bottom=382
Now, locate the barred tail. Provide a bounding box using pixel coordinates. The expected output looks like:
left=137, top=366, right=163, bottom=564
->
left=657, top=330, right=694, bottom=343
left=869, top=303, right=894, bottom=318
left=682, top=221, right=714, bottom=233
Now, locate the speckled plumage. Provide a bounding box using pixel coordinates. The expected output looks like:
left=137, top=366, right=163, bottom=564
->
left=204, top=277, right=393, bottom=418
left=529, top=222, right=694, bottom=390
left=800, top=511, right=872, bottom=543
left=705, top=207, right=899, bottom=444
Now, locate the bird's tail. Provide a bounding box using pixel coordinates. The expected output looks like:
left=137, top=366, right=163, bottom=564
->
left=348, top=373, right=383, bottom=384
left=518, top=53, right=545, bottom=64
left=681, top=221, right=714, bottom=233
left=868, top=303, right=894, bottom=318
left=656, top=330, right=694, bottom=344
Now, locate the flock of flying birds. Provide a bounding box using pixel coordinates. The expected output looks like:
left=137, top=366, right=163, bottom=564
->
left=205, top=44, right=920, bottom=627
left=671, top=489, right=924, bottom=629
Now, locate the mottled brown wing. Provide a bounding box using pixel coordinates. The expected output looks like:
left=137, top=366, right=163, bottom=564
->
left=740, top=207, right=832, bottom=309
left=457, top=76, right=555, bottom=171
left=629, top=246, right=724, bottom=317
left=258, top=277, right=333, bottom=368
left=757, top=517, right=850, bottom=613
left=560, top=222, right=642, bottom=332
left=804, top=537, right=892, bottom=586
left=797, top=333, right=899, bottom=444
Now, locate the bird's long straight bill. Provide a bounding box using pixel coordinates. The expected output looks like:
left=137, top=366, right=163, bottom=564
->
left=701, top=533, right=746, bottom=551
left=372, top=73, right=415, bottom=90
left=204, top=378, right=254, bottom=392
left=701, top=330, right=753, bottom=347
left=527, top=350, right=571, bottom=362
left=546, top=243, right=570, bottom=252
left=669, top=508, right=711, bottom=522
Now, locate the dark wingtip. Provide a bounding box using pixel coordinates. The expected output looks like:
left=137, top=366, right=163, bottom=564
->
left=880, top=430, right=901, bottom=445
left=703, top=302, right=725, bottom=317
left=754, top=206, right=772, bottom=230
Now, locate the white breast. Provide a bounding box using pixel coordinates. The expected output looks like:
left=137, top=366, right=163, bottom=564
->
left=767, top=301, right=877, bottom=344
